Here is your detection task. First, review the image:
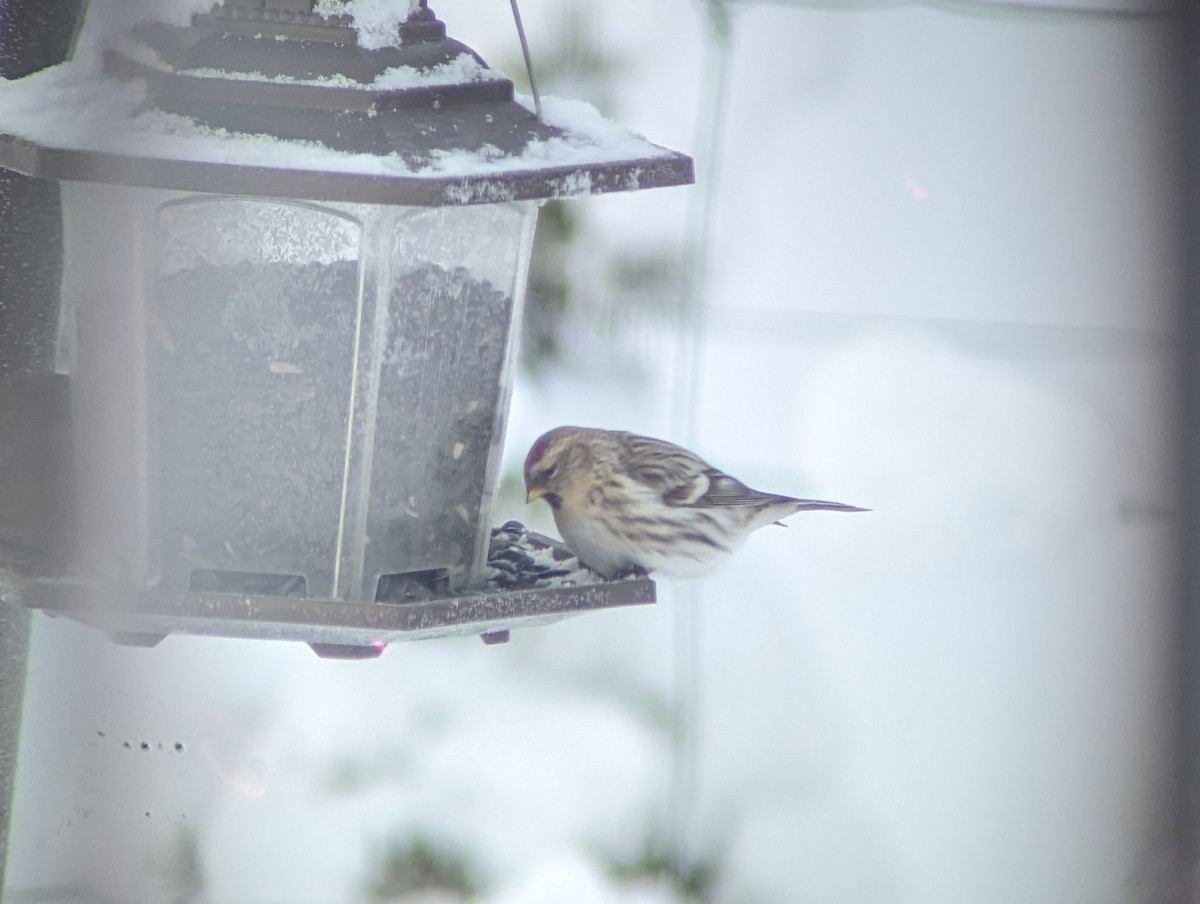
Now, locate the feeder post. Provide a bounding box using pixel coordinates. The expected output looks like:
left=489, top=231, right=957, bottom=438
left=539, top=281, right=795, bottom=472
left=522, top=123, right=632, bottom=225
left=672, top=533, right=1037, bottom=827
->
left=0, top=2, right=86, bottom=895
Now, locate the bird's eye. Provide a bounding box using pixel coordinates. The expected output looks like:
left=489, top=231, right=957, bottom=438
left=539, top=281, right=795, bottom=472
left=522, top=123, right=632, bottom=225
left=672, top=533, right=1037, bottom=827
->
left=543, top=462, right=558, bottom=478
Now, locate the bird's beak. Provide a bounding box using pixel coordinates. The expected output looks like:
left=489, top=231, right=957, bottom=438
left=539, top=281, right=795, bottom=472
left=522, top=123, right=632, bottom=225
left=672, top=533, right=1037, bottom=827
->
left=526, top=485, right=547, bottom=504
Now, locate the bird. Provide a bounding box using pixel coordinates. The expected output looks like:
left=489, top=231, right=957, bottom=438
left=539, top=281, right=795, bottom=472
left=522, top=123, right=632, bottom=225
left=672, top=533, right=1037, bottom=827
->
left=523, top=426, right=867, bottom=579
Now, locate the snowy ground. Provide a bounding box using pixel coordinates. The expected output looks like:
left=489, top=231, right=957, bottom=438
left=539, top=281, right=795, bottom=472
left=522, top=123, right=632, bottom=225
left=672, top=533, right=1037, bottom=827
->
left=3, top=1, right=1183, bottom=903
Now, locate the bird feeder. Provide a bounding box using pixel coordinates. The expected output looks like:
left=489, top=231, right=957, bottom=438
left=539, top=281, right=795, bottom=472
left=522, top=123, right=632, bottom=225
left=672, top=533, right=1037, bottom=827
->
left=0, top=0, right=692, bottom=656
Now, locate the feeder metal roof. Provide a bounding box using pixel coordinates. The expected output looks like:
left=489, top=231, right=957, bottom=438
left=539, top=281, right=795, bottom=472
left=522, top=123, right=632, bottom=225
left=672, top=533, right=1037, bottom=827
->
left=0, top=3, right=694, bottom=205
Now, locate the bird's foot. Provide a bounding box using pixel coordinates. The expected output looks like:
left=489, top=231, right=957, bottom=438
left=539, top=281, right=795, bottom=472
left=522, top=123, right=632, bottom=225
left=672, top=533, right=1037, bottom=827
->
left=611, top=565, right=651, bottom=581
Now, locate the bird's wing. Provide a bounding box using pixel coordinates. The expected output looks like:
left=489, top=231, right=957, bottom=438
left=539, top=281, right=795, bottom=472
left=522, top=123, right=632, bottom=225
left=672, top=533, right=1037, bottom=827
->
left=682, top=470, right=787, bottom=507
left=616, top=433, right=779, bottom=508
left=615, top=433, right=712, bottom=504
left=677, top=474, right=866, bottom=512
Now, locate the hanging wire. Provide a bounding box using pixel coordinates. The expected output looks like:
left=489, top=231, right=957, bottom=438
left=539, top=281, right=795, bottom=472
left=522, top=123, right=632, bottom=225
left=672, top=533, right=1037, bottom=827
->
left=508, top=0, right=543, bottom=121
left=667, top=0, right=735, bottom=886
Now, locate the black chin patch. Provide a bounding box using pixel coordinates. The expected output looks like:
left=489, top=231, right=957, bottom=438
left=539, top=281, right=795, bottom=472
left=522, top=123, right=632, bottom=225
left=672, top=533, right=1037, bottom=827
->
left=544, top=492, right=563, bottom=510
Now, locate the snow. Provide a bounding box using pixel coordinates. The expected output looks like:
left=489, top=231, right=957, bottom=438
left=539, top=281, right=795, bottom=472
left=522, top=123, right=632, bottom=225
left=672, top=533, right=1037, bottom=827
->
left=0, top=63, right=674, bottom=181
left=67, top=0, right=217, bottom=64
left=484, top=853, right=680, bottom=904
left=315, top=0, right=421, bottom=50
left=9, top=618, right=682, bottom=903
left=0, top=0, right=676, bottom=186
left=0, top=59, right=150, bottom=149
left=182, top=55, right=503, bottom=90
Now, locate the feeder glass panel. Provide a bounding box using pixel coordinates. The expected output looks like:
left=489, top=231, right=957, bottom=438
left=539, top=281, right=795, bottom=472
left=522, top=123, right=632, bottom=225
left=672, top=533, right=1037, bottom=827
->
left=62, top=184, right=536, bottom=606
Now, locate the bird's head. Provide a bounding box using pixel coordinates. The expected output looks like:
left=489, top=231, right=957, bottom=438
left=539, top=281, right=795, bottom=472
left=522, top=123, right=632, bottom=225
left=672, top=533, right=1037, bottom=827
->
left=523, top=426, right=584, bottom=509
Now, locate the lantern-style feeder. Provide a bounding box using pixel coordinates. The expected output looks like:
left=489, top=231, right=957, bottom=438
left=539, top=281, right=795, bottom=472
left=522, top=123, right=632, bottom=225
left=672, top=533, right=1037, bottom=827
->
left=0, top=0, right=692, bottom=656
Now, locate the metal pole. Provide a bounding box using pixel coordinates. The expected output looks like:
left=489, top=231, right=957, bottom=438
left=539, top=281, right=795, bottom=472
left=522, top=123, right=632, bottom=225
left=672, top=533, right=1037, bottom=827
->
left=0, top=602, right=29, bottom=899
left=1177, top=1, right=1200, bottom=894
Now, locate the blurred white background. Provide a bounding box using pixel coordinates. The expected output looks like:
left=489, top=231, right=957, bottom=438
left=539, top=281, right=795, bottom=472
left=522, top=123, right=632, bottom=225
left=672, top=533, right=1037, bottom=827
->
left=3, top=0, right=1184, bottom=902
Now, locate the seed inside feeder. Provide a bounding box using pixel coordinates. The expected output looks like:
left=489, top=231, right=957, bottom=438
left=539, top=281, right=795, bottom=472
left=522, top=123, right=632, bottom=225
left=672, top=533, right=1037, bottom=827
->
left=154, top=255, right=511, bottom=600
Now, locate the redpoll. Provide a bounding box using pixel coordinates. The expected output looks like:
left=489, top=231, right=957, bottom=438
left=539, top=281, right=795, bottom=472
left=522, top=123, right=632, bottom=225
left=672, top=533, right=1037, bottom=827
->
left=523, top=426, right=867, bottom=579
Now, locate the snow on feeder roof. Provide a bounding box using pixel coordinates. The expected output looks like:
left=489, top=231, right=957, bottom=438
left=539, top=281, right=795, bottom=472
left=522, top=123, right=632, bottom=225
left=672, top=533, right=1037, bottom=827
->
left=0, top=0, right=685, bottom=656
left=0, top=0, right=694, bottom=205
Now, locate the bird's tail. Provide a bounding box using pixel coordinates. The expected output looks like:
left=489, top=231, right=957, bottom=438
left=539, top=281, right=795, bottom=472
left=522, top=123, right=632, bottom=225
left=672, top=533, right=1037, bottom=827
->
left=764, top=496, right=869, bottom=528
left=790, top=498, right=870, bottom=513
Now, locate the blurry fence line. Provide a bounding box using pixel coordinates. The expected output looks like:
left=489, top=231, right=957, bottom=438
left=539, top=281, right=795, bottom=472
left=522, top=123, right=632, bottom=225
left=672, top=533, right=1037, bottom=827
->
left=667, top=0, right=736, bottom=884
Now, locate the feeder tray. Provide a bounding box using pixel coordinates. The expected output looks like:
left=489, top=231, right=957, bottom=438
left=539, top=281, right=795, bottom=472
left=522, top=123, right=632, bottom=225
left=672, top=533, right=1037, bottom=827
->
left=8, top=523, right=656, bottom=658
